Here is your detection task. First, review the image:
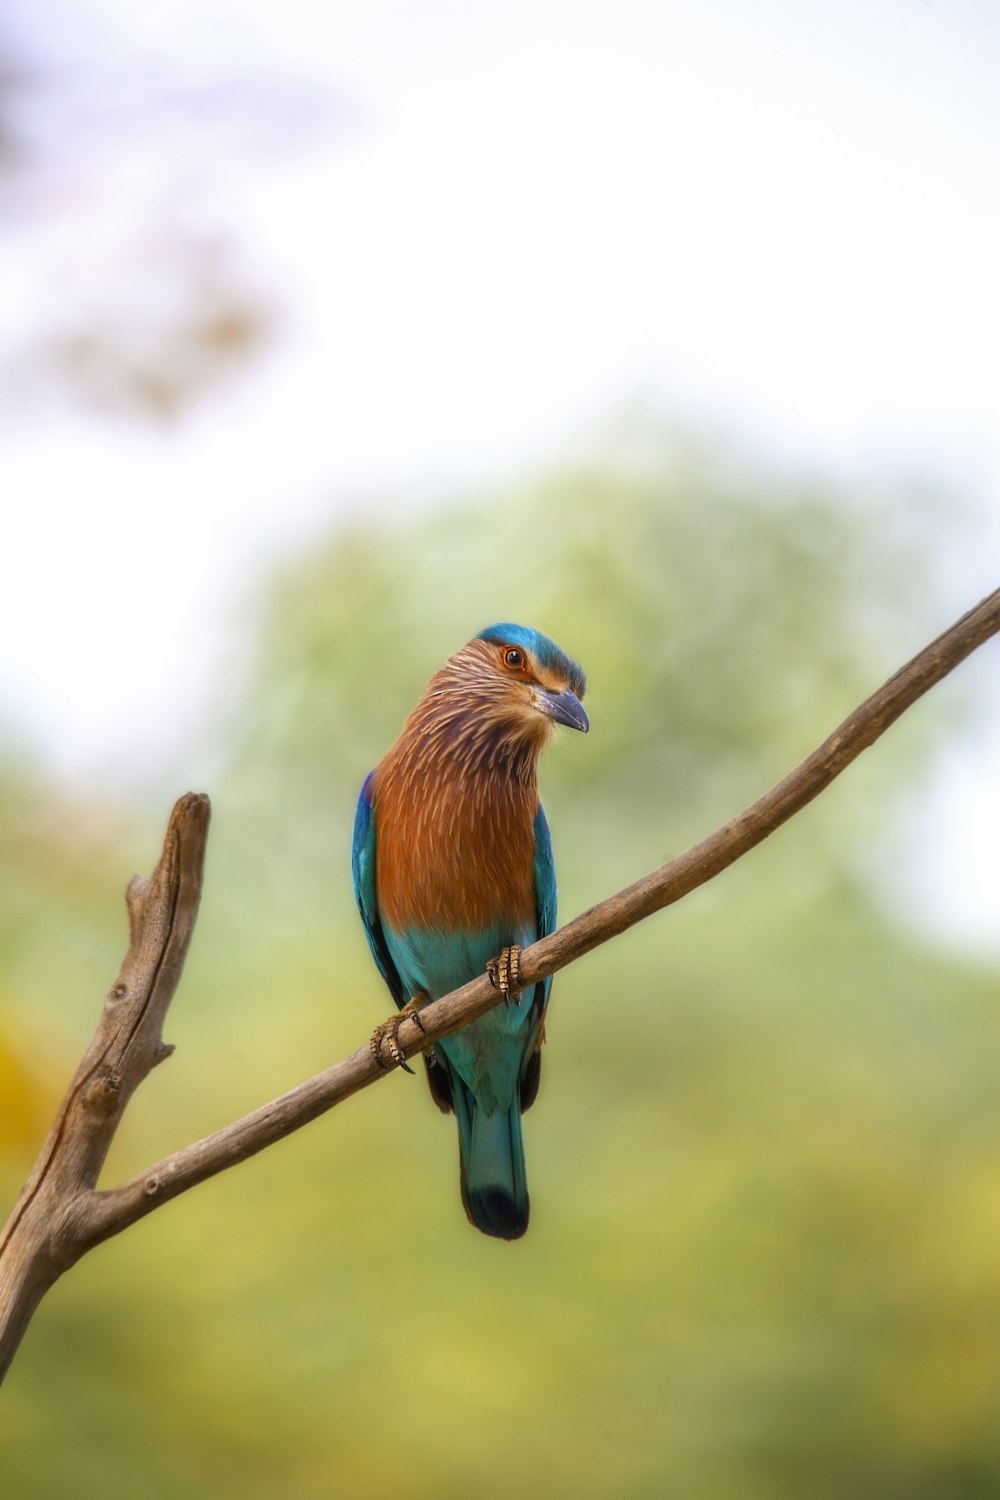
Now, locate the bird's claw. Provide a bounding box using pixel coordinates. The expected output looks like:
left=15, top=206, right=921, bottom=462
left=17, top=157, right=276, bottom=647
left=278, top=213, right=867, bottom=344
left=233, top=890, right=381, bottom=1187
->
left=487, top=945, right=523, bottom=1005
left=370, top=994, right=427, bottom=1073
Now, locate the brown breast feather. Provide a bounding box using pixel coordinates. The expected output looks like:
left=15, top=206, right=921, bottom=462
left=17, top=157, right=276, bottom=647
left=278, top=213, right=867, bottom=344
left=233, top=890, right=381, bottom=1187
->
left=373, top=747, right=538, bottom=934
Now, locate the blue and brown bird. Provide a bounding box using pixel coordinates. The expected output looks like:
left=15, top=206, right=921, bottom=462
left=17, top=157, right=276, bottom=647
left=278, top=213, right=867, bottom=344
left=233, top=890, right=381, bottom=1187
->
left=352, top=623, right=588, bottom=1240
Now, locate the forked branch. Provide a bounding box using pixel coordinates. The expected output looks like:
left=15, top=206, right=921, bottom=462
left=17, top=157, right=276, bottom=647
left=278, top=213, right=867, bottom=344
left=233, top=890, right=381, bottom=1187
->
left=2, top=586, right=999, bottom=1381
left=0, top=792, right=209, bottom=1378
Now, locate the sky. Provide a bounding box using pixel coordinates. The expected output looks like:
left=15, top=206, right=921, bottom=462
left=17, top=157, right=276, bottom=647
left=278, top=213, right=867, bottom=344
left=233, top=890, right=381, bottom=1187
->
left=0, top=0, right=998, bottom=944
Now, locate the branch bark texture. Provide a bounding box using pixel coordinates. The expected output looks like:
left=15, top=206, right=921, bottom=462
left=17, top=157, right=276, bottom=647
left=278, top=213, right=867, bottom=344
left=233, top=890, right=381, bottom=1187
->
left=2, top=587, right=998, bottom=1381
left=0, top=793, right=209, bottom=1379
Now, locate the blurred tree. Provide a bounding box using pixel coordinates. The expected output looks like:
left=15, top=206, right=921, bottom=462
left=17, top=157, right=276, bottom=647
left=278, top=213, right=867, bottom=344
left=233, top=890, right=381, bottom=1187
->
left=16, top=229, right=278, bottom=422
left=0, top=14, right=352, bottom=422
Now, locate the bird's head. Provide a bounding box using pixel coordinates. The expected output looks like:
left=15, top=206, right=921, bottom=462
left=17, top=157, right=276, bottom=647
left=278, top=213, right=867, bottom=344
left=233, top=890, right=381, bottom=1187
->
left=433, top=622, right=588, bottom=751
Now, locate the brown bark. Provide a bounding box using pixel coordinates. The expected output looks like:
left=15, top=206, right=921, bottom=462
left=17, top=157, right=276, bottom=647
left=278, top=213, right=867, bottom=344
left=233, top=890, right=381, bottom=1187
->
left=0, top=793, right=209, bottom=1379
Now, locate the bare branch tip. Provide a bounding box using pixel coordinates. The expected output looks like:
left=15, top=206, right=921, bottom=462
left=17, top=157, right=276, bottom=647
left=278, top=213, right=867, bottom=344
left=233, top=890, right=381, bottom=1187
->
left=136, top=794, right=212, bottom=914
left=166, top=793, right=212, bottom=891
left=170, top=792, right=212, bottom=839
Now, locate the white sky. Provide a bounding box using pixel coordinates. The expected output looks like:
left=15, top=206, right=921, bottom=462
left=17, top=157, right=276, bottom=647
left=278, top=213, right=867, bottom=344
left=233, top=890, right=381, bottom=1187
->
left=1, top=0, right=998, bottom=945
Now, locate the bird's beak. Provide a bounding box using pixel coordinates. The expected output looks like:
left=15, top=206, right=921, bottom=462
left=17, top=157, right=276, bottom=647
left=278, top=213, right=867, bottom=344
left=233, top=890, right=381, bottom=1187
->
left=536, top=688, right=589, bottom=734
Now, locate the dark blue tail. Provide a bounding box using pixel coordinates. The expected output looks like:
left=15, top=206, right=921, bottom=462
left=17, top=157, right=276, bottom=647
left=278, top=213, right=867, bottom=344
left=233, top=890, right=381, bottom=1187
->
left=452, top=1076, right=529, bottom=1241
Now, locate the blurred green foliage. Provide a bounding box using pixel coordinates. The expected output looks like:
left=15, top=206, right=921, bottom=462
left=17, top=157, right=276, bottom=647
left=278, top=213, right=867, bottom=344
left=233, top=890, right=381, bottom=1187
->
left=2, top=435, right=997, bottom=1498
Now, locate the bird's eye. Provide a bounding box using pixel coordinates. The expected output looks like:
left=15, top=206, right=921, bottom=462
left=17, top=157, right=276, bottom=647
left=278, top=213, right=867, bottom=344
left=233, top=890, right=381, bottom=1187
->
left=503, top=647, right=525, bottom=671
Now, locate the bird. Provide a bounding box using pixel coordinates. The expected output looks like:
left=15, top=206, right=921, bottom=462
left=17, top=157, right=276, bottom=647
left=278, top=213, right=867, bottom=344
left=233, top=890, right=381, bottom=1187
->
left=352, top=623, right=588, bottom=1240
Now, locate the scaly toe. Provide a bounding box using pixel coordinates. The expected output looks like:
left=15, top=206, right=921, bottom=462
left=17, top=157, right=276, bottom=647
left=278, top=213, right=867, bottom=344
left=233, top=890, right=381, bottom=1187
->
left=487, top=944, right=523, bottom=1005
left=369, top=992, right=429, bottom=1072
left=370, top=1015, right=411, bottom=1072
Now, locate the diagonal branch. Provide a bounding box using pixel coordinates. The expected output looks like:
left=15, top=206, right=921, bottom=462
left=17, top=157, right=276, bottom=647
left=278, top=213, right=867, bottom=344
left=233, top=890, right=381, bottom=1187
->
left=1, top=586, right=999, bottom=1383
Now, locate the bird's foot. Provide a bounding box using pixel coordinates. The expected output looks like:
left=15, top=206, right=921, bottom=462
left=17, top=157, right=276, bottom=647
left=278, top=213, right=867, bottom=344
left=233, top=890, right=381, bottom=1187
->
left=487, top=945, right=523, bottom=1006
left=370, top=993, right=428, bottom=1073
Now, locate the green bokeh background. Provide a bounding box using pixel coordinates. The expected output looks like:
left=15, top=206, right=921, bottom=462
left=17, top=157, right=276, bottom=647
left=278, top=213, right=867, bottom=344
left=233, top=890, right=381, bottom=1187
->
left=2, top=437, right=998, bottom=1497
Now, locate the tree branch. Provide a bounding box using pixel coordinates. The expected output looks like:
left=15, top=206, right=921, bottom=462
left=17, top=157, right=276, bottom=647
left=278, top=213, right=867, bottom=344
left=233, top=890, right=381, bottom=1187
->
left=2, top=587, right=998, bottom=1381
left=0, top=793, right=209, bottom=1380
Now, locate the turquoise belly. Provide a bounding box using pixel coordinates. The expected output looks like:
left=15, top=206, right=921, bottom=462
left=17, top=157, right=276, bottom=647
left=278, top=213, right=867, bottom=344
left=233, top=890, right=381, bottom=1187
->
left=383, top=921, right=536, bottom=1114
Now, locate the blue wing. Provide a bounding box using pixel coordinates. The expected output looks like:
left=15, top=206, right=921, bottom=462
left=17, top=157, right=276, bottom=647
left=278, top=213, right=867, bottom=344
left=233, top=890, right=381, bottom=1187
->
left=352, top=772, right=406, bottom=1011
left=520, top=802, right=557, bottom=1110
left=533, top=802, right=557, bottom=998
